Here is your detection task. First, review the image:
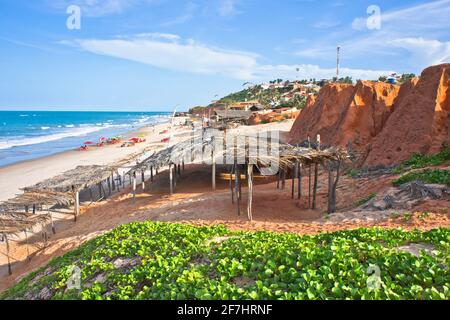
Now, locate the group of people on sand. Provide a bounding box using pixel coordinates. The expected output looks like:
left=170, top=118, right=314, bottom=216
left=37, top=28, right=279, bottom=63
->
left=78, top=136, right=146, bottom=151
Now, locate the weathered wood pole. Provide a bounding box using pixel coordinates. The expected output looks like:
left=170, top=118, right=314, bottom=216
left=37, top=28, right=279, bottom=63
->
left=292, top=161, right=298, bottom=199
left=212, top=148, right=216, bottom=191
left=98, top=183, right=103, bottom=200
left=308, top=165, right=312, bottom=208
left=312, top=163, right=319, bottom=210
left=5, top=235, right=11, bottom=275
left=327, top=161, right=341, bottom=214
left=111, top=173, right=116, bottom=191
left=230, top=164, right=235, bottom=204
left=169, top=163, right=174, bottom=195
left=298, top=162, right=302, bottom=200
left=25, top=205, right=29, bottom=213
left=247, top=164, right=253, bottom=221
left=32, top=204, right=36, bottom=214
left=235, top=163, right=241, bottom=216
left=150, top=166, right=154, bottom=182
left=141, top=170, right=145, bottom=190
left=74, top=189, right=80, bottom=222
left=107, top=177, right=112, bottom=196
left=132, top=172, right=137, bottom=202
left=277, top=169, right=281, bottom=189
left=327, top=166, right=334, bottom=214
left=178, top=164, right=181, bottom=177
left=182, top=160, right=185, bottom=171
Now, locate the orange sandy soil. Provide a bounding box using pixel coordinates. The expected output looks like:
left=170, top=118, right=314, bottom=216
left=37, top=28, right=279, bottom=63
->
left=1, top=164, right=449, bottom=292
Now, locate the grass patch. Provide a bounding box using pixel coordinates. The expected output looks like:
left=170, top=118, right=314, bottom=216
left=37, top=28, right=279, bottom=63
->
left=394, top=145, right=450, bottom=174
left=1, top=222, right=449, bottom=300
left=393, top=169, right=450, bottom=186
left=354, top=193, right=377, bottom=207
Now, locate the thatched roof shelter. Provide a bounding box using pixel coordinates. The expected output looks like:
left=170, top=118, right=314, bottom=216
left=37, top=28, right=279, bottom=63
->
left=23, top=165, right=115, bottom=193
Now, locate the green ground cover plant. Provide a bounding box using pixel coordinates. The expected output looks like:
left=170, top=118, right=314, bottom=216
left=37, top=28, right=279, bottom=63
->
left=392, top=169, right=450, bottom=186
left=1, top=222, right=449, bottom=300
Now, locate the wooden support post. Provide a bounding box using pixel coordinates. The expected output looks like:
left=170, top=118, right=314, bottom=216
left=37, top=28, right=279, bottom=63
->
left=182, top=160, right=185, bottom=171
left=132, top=172, right=137, bottom=202
left=281, top=169, right=286, bottom=190
left=98, top=183, right=102, bottom=200
left=169, top=164, right=174, bottom=195
left=327, top=166, right=333, bottom=214
left=298, top=163, right=302, bottom=200
left=141, top=170, right=145, bottom=190
left=235, top=164, right=241, bottom=216
left=74, top=189, right=80, bottom=222
left=230, top=164, right=235, bottom=204
left=150, top=166, right=154, bottom=182
left=212, top=149, right=216, bottom=191
left=5, top=235, right=11, bottom=275
left=292, top=162, right=298, bottom=199
left=89, top=188, right=94, bottom=203
left=117, top=173, right=121, bottom=192
left=277, top=169, right=281, bottom=189
left=107, top=177, right=112, bottom=196
left=111, top=173, right=116, bottom=191
left=25, top=205, right=29, bottom=213
left=247, top=164, right=253, bottom=221
left=178, top=164, right=181, bottom=177
left=32, top=204, right=36, bottom=214
left=308, top=165, right=312, bottom=208
left=312, top=163, right=319, bottom=210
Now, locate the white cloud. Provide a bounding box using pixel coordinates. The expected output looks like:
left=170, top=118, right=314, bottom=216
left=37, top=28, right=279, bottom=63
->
left=296, top=0, right=450, bottom=71
left=390, top=37, right=450, bottom=66
left=68, top=34, right=392, bottom=81
left=218, top=0, right=240, bottom=17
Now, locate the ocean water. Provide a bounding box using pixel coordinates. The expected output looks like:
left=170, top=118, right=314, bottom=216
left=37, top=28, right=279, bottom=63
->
left=0, top=111, right=171, bottom=167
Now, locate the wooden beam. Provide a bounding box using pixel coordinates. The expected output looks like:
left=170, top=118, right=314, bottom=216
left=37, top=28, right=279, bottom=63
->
left=132, top=172, right=137, bottom=202
left=5, top=235, right=11, bottom=275
left=308, top=165, right=312, bottom=208
left=212, top=148, right=216, bottom=191
left=312, top=163, right=319, bottom=210
left=74, top=190, right=80, bottom=222
left=292, top=161, right=298, bottom=199
left=230, top=164, right=235, bottom=204
left=150, top=166, right=154, bottom=182
left=141, top=170, right=145, bottom=190
left=298, top=162, right=302, bottom=200
left=169, top=164, right=174, bottom=195
left=247, top=164, right=253, bottom=221
left=235, top=164, right=241, bottom=216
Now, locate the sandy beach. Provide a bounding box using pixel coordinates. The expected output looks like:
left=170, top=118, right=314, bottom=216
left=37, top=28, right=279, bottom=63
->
left=0, top=118, right=188, bottom=202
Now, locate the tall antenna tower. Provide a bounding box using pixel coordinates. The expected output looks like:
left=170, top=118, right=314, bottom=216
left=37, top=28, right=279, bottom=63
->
left=336, top=46, right=341, bottom=80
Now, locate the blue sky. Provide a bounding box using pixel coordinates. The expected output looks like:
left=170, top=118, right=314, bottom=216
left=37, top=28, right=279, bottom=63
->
left=0, top=0, right=449, bottom=111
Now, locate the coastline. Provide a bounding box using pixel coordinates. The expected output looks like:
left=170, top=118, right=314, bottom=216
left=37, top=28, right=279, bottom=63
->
left=0, top=118, right=180, bottom=202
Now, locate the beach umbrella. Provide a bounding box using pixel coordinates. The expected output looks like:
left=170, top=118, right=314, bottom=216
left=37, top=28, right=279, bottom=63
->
left=130, top=137, right=139, bottom=142
left=100, top=137, right=108, bottom=141
left=84, top=141, right=94, bottom=145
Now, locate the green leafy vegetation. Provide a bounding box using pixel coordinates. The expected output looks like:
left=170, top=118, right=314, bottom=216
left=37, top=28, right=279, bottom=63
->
left=393, top=169, right=450, bottom=186
left=1, top=223, right=449, bottom=300
left=354, top=193, right=377, bottom=207
left=394, top=145, right=450, bottom=174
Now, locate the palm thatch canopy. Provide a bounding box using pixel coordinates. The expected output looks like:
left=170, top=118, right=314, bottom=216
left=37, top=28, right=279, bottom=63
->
left=23, top=165, right=116, bottom=193
left=0, top=212, right=52, bottom=236
left=2, top=190, right=73, bottom=210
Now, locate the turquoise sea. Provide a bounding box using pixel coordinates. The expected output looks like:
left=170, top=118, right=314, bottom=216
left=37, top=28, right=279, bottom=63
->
left=0, top=111, right=171, bottom=167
